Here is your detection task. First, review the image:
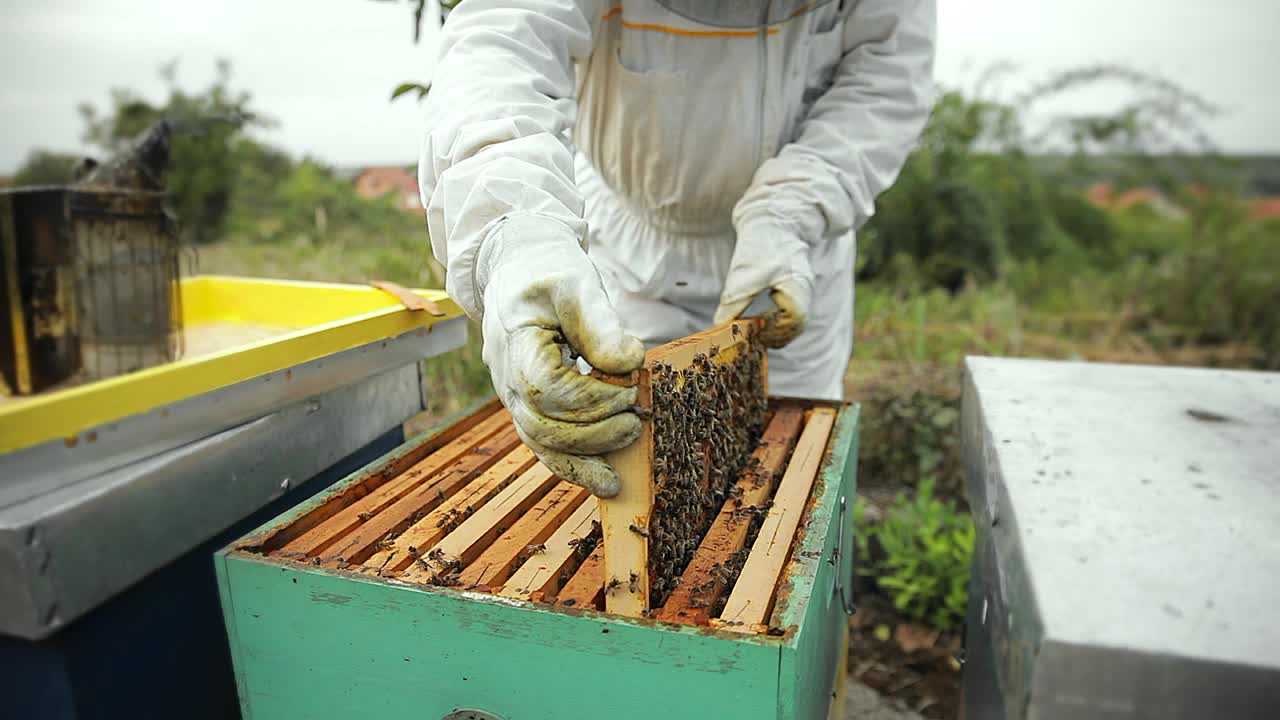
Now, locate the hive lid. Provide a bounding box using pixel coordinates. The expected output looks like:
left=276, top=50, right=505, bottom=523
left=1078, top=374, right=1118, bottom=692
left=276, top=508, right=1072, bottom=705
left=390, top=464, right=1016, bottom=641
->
left=963, top=357, right=1280, bottom=714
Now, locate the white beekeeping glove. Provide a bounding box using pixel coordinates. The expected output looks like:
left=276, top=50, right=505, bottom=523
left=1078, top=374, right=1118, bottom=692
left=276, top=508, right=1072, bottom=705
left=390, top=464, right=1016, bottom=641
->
left=477, top=214, right=646, bottom=498
left=713, top=222, right=813, bottom=348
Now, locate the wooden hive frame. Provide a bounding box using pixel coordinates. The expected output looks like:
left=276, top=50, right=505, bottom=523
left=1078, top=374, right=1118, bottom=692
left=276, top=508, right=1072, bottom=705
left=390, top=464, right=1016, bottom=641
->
left=597, top=317, right=767, bottom=617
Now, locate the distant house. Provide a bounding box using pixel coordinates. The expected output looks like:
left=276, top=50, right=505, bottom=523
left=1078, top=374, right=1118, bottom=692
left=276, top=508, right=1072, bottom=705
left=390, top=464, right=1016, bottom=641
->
left=1085, top=183, right=1185, bottom=218
left=1088, top=181, right=1280, bottom=221
left=1249, top=196, right=1280, bottom=221
left=1085, top=182, right=1113, bottom=208
left=353, top=166, right=421, bottom=212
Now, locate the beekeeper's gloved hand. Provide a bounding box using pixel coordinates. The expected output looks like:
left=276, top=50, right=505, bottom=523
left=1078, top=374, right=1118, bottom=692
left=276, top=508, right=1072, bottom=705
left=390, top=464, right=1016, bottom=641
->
left=713, top=222, right=813, bottom=348
left=477, top=215, right=646, bottom=498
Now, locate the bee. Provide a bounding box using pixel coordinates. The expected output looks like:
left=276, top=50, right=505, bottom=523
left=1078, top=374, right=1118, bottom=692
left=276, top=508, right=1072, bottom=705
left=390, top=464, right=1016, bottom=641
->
left=629, top=572, right=640, bottom=594
left=607, top=577, right=622, bottom=594
left=357, top=511, right=374, bottom=522
left=523, top=542, right=546, bottom=556
left=628, top=523, right=649, bottom=538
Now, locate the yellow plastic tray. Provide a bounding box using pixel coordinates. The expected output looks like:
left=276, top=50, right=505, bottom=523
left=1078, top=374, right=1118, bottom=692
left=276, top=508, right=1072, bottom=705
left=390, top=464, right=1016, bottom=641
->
left=0, top=275, right=462, bottom=454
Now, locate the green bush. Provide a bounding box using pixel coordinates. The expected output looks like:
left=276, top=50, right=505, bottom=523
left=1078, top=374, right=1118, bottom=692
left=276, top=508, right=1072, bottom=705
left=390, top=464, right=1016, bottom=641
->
left=860, top=65, right=1223, bottom=290
left=13, top=150, right=80, bottom=186
left=77, top=60, right=269, bottom=243
left=1147, top=193, right=1280, bottom=368
left=853, top=368, right=964, bottom=503
left=859, top=478, right=974, bottom=631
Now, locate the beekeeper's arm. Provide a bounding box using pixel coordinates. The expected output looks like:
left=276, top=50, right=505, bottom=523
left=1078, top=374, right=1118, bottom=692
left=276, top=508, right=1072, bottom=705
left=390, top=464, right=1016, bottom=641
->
left=418, top=0, right=642, bottom=498
left=716, top=0, right=937, bottom=346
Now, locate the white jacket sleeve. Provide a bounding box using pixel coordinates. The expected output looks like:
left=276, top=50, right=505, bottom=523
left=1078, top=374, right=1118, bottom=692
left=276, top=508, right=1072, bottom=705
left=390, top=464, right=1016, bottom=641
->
left=418, top=0, right=605, bottom=319
left=732, top=0, right=936, bottom=244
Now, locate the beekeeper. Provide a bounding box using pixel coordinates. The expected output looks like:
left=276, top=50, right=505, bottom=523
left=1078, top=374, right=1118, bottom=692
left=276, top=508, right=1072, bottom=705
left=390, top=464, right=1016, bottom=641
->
left=419, top=0, right=936, bottom=497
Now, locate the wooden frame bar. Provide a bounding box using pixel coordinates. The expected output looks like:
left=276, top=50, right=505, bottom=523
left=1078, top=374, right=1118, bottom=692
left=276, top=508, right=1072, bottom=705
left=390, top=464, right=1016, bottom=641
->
left=457, top=482, right=590, bottom=589
left=359, top=445, right=538, bottom=575
left=498, top=497, right=599, bottom=601
left=600, top=318, right=764, bottom=617
left=254, top=399, right=503, bottom=553
left=652, top=406, right=806, bottom=624
left=717, top=408, right=836, bottom=631
left=271, top=408, right=510, bottom=559
left=317, top=426, right=523, bottom=567
left=598, top=367, right=652, bottom=617
left=398, top=464, right=559, bottom=583
left=557, top=544, right=605, bottom=609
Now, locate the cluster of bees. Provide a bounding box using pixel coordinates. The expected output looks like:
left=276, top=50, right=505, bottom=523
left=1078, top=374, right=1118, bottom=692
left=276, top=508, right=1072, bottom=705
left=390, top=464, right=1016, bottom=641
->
left=646, top=331, right=767, bottom=607
left=417, top=548, right=464, bottom=586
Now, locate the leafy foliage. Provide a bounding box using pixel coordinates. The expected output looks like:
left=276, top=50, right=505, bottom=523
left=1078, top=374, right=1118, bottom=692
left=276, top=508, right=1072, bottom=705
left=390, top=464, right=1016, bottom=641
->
left=77, top=60, right=270, bottom=243
left=859, top=65, right=1226, bottom=291
left=1142, top=193, right=1280, bottom=368
left=855, top=368, right=963, bottom=504
left=858, top=480, right=973, bottom=631
left=391, top=82, right=431, bottom=102
left=377, top=0, right=452, bottom=102
left=13, top=150, right=80, bottom=186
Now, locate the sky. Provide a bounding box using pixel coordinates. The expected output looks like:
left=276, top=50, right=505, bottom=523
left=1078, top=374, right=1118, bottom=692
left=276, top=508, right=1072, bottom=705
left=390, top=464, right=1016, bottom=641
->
left=1, top=0, right=1277, bottom=173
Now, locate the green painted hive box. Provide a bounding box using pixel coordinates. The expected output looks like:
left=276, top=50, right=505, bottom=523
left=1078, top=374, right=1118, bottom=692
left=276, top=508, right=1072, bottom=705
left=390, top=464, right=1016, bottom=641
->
left=216, top=397, right=860, bottom=720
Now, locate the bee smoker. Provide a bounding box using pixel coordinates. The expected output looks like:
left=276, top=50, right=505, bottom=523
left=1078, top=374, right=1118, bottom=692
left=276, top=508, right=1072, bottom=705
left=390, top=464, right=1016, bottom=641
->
left=0, top=120, right=183, bottom=394
left=0, top=189, right=82, bottom=394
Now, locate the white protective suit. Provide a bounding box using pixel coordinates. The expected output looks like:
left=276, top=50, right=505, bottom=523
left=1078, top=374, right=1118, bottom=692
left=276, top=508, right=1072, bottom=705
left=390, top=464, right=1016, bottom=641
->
left=419, top=0, right=935, bottom=495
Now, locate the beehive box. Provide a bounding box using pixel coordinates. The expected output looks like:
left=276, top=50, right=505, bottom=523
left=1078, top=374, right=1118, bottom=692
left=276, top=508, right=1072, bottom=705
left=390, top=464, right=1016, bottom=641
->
left=217, top=395, right=860, bottom=720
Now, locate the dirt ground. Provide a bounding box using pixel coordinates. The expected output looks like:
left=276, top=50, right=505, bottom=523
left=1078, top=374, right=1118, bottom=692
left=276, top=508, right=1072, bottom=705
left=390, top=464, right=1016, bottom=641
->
left=843, top=677, right=927, bottom=720
left=846, top=592, right=963, bottom=719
